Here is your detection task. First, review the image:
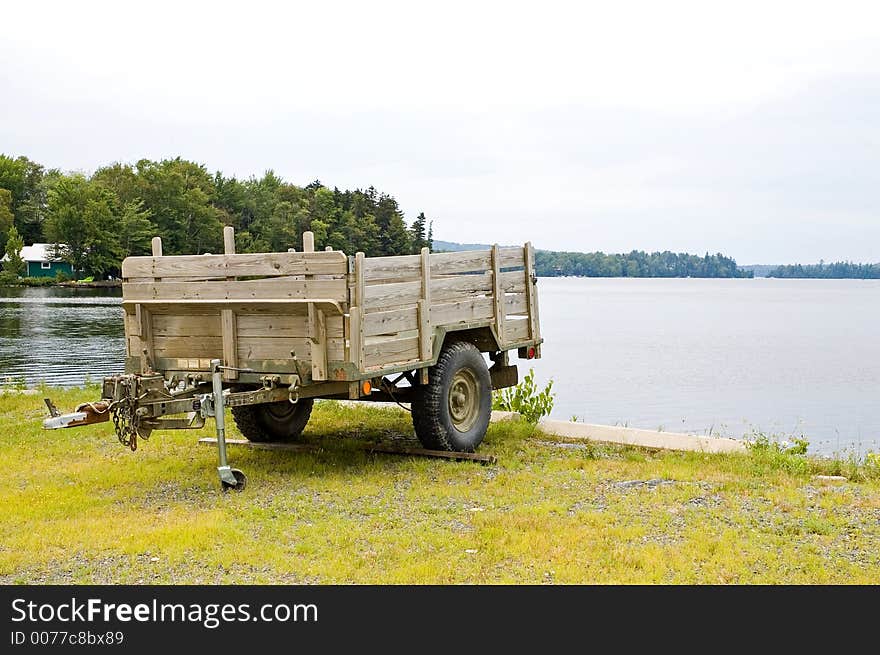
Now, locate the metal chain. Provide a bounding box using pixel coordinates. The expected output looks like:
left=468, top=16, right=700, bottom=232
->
left=110, top=397, right=141, bottom=451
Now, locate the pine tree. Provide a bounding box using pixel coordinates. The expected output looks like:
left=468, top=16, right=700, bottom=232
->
left=3, top=224, right=25, bottom=277
left=410, top=212, right=427, bottom=250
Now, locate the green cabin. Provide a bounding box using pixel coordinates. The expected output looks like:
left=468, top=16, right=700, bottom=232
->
left=15, top=244, right=76, bottom=278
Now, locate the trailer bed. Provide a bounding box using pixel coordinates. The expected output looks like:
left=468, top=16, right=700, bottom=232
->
left=120, top=229, right=542, bottom=394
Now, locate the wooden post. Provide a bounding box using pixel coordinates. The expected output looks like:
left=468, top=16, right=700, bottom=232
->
left=302, top=231, right=315, bottom=253
left=491, top=244, right=505, bottom=346
left=524, top=242, right=540, bottom=342
left=221, top=226, right=238, bottom=380
left=418, top=247, right=432, bottom=383
left=325, top=245, right=333, bottom=251
left=348, top=252, right=366, bottom=375
left=138, top=236, right=163, bottom=372
left=301, top=231, right=327, bottom=380
left=354, top=252, right=366, bottom=310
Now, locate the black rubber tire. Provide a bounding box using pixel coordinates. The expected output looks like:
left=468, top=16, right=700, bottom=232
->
left=231, top=399, right=314, bottom=442
left=411, top=341, right=491, bottom=452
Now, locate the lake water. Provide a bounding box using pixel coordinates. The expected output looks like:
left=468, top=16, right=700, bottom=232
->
left=1, top=279, right=877, bottom=455
left=532, top=278, right=880, bottom=456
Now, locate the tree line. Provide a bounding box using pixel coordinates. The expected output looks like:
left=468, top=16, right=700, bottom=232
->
left=0, top=154, right=433, bottom=278
left=534, top=249, right=753, bottom=278
left=767, top=262, right=880, bottom=279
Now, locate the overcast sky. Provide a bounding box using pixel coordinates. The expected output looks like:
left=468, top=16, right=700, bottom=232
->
left=1, top=0, right=878, bottom=263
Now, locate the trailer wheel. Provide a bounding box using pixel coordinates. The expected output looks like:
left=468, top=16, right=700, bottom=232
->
left=231, top=399, right=314, bottom=442
left=412, top=341, right=491, bottom=452
left=221, top=469, right=247, bottom=492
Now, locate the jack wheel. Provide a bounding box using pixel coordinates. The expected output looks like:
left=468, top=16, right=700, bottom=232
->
left=221, top=469, right=247, bottom=492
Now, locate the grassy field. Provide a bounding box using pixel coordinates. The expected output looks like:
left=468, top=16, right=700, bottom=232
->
left=1, top=385, right=878, bottom=584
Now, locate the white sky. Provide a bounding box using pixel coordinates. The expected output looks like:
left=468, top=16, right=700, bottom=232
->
left=1, top=0, right=879, bottom=262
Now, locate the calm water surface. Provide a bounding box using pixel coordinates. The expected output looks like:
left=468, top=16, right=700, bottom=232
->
left=532, top=278, right=880, bottom=456
left=0, top=287, right=125, bottom=387
left=1, top=280, right=877, bottom=455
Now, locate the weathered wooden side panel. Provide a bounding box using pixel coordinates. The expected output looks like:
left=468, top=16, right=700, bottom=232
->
left=237, top=336, right=345, bottom=361
left=122, top=250, right=348, bottom=279
left=121, top=231, right=541, bottom=381
left=430, top=297, right=495, bottom=325
left=364, top=306, right=419, bottom=336
left=123, top=277, right=348, bottom=302
left=503, top=317, right=531, bottom=343
left=363, top=335, right=420, bottom=369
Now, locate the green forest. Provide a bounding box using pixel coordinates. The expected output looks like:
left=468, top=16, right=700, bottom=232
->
left=5, top=153, right=873, bottom=282
left=767, top=262, right=880, bottom=279
left=534, top=249, right=753, bottom=278
left=0, top=154, right=432, bottom=278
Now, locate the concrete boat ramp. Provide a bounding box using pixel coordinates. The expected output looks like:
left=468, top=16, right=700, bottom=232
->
left=491, top=411, right=746, bottom=454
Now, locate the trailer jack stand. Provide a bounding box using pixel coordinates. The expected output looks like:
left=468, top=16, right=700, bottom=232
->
left=211, top=359, right=247, bottom=491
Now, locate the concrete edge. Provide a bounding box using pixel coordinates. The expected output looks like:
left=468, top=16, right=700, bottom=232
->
left=492, top=410, right=746, bottom=454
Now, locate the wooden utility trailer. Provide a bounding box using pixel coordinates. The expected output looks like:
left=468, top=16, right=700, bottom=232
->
left=44, top=226, right=542, bottom=489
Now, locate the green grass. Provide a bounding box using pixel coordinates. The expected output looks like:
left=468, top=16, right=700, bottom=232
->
left=1, top=386, right=878, bottom=584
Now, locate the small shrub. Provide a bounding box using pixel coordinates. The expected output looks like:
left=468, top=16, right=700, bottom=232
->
left=492, top=368, right=555, bottom=424
left=745, top=430, right=812, bottom=476
left=2, top=375, right=28, bottom=391
left=0, top=270, right=19, bottom=285
left=54, top=270, right=73, bottom=283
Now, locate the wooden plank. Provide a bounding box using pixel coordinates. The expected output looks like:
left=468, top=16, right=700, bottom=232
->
left=198, top=437, right=497, bottom=464
left=122, top=277, right=348, bottom=302
left=349, top=306, right=363, bottom=370
left=127, top=336, right=143, bottom=357
left=124, top=308, right=139, bottom=336
left=236, top=336, right=345, bottom=361
left=499, top=270, right=526, bottom=294
left=136, top=304, right=154, bottom=372
left=152, top=314, right=222, bottom=336
left=363, top=279, right=422, bottom=311
left=524, top=241, right=540, bottom=341
left=121, top=251, right=347, bottom=279
left=503, top=292, right=529, bottom=316
left=123, top=298, right=343, bottom=314
left=491, top=245, right=505, bottom=344
left=361, top=248, right=517, bottom=282
left=237, top=314, right=343, bottom=338
left=310, top=308, right=328, bottom=381
left=428, top=250, right=491, bottom=276
left=364, top=335, right=420, bottom=368
left=503, top=317, right=530, bottom=343
left=431, top=271, right=493, bottom=302
left=155, top=357, right=214, bottom=371
left=153, top=335, right=223, bottom=358
left=430, top=297, right=494, bottom=326
left=498, top=246, right=525, bottom=270
left=363, top=254, right=420, bottom=282
left=363, top=306, right=419, bottom=336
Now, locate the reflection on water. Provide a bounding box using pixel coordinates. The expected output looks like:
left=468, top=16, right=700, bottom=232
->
left=0, top=286, right=125, bottom=387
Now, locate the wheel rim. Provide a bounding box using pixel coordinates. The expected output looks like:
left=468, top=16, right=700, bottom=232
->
left=448, top=367, right=480, bottom=433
